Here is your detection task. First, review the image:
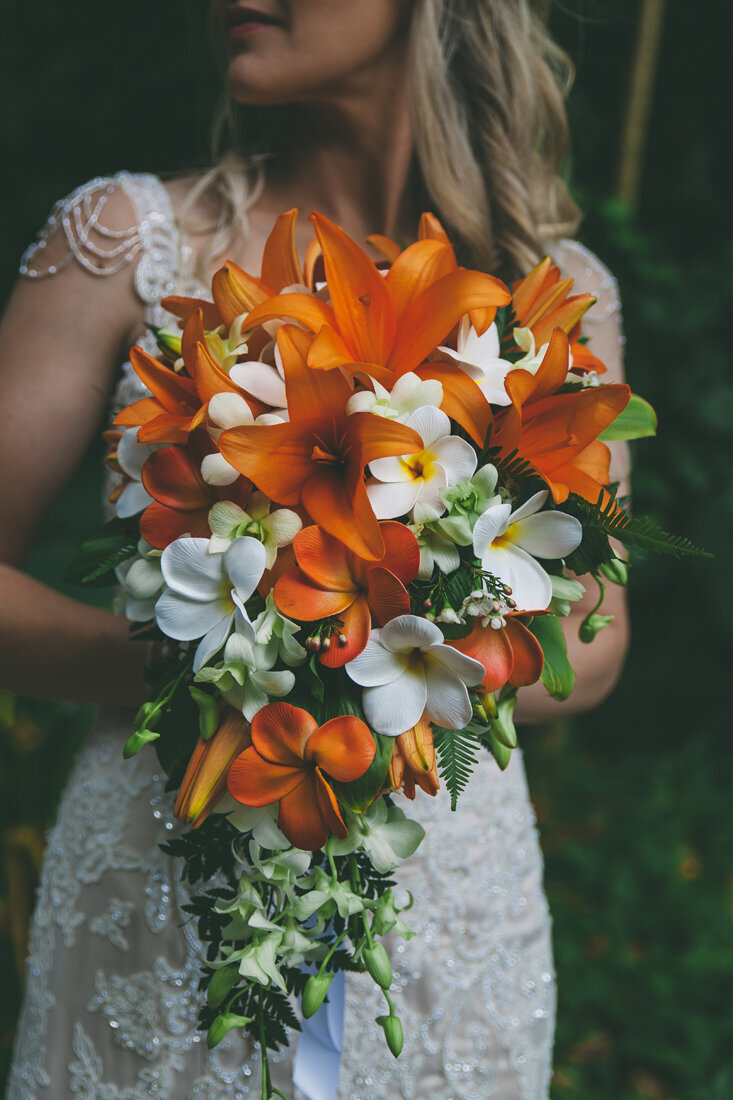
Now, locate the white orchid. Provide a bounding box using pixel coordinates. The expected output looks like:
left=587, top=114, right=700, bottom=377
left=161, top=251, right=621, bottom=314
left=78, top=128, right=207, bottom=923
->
left=115, top=539, right=164, bottom=622
left=155, top=535, right=266, bottom=672
left=194, top=628, right=295, bottom=722
left=472, top=490, right=583, bottom=612
left=437, top=318, right=513, bottom=406
left=345, top=372, right=443, bottom=421
left=208, top=492, right=302, bottom=568
left=252, top=592, right=307, bottom=667
left=217, top=798, right=290, bottom=849
left=366, top=406, right=477, bottom=523
left=408, top=520, right=462, bottom=580
left=114, top=427, right=156, bottom=518
left=329, top=799, right=426, bottom=875
left=346, top=614, right=484, bottom=736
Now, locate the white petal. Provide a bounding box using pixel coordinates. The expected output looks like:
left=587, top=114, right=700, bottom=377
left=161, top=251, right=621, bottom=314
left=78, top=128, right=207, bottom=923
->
left=411, top=466, right=447, bottom=520
left=512, top=511, right=583, bottom=559
left=431, top=539, right=461, bottom=575
left=379, top=614, right=444, bottom=653
left=124, top=595, right=157, bottom=622
left=224, top=537, right=267, bottom=601
left=368, top=455, right=414, bottom=483
left=366, top=478, right=422, bottom=520
left=430, top=437, right=478, bottom=484
left=124, top=558, right=164, bottom=600
left=405, top=404, right=450, bottom=448
left=481, top=544, right=553, bottom=611
left=477, top=365, right=512, bottom=406
left=223, top=629, right=257, bottom=667
left=208, top=392, right=255, bottom=429
left=117, top=427, right=152, bottom=479
left=156, top=591, right=229, bottom=641
left=252, top=669, right=296, bottom=697
left=116, top=481, right=154, bottom=518
left=427, top=644, right=485, bottom=686
left=208, top=500, right=247, bottom=537
left=161, top=538, right=224, bottom=599
left=240, top=680, right=270, bottom=723
left=362, top=668, right=427, bottom=737
left=346, top=636, right=407, bottom=687
left=345, top=390, right=377, bottom=416
left=230, top=361, right=288, bottom=408
left=263, top=508, right=302, bottom=547
left=201, top=453, right=241, bottom=486
left=423, top=661, right=474, bottom=729
left=193, top=612, right=235, bottom=672
left=472, top=503, right=512, bottom=559
left=507, top=490, right=548, bottom=524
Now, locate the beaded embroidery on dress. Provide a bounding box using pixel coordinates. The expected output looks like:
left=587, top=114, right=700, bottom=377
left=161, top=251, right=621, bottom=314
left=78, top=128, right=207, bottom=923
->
left=8, top=173, right=623, bottom=1099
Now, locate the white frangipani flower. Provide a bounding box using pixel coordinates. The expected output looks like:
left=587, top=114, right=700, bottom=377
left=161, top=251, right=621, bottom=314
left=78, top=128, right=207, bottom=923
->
left=115, top=539, right=164, bottom=622
left=203, top=395, right=286, bottom=486
left=345, top=372, right=443, bottom=421
left=366, top=406, right=477, bottom=523
left=437, top=318, right=513, bottom=406
left=346, top=614, right=484, bottom=736
left=155, top=536, right=266, bottom=672
left=472, top=490, right=583, bottom=612
left=115, top=428, right=157, bottom=518
left=194, top=629, right=295, bottom=722
left=207, top=493, right=302, bottom=567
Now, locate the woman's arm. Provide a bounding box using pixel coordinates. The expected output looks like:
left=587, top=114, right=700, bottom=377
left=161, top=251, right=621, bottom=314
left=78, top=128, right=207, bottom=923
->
left=515, top=244, right=631, bottom=723
left=0, top=186, right=150, bottom=706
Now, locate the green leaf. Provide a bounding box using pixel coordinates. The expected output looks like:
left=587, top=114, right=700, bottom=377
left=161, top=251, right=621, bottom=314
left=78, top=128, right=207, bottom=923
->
left=599, top=392, right=657, bottom=441
left=328, top=733, right=394, bottom=812
left=529, top=615, right=576, bottom=701
left=65, top=516, right=140, bottom=587
left=433, top=726, right=483, bottom=811
left=567, top=494, right=712, bottom=560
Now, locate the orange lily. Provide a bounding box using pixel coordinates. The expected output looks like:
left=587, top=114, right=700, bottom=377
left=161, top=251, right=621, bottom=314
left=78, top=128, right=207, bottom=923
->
left=492, top=330, right=630, bottom=504
left=449, top=618, right=544, bottom=694
left=162, top=208, right=310, bottom=330
left=115, top=347, right=207, bottom=444
left=239, top=213, right=509, bottom=435
left=218, top=325, right=422, bottom=560
left=511, top=256, right=606, bottom=374
left=227, top=701, right=376, bottom=850
left=175, top=707, right=252, bottom=829
left=139, top=434, right=252, bottom=549
left=388, top=717, right=439, bottom=800
left=273, top=522, right=419, bottom=667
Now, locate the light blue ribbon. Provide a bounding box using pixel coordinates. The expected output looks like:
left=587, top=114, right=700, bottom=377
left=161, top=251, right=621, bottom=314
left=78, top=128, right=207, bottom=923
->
left=293, top=970, right=345, bottom=1100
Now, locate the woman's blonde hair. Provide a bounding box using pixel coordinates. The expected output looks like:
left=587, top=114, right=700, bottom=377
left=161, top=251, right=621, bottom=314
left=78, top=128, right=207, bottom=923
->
left=182, top=0, right=580, bottom=282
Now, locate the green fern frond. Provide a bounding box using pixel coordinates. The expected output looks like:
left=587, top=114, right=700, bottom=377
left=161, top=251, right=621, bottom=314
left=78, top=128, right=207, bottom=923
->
left=433, top=726, right=483, bottom=811
left=570, top=494, right=711, bottom=559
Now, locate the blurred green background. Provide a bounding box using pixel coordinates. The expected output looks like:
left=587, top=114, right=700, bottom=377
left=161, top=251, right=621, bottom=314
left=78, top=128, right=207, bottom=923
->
left=0, top=2, right=730, bottom=1097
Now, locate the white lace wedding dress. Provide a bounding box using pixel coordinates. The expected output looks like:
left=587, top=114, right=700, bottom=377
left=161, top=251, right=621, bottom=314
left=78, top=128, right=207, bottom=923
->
left=7, top=172, right=626, bottom=1100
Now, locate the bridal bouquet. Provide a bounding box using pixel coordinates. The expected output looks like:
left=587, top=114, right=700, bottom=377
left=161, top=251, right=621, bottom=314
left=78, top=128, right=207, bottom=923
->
left=70, top=210, right=701, bottom=1096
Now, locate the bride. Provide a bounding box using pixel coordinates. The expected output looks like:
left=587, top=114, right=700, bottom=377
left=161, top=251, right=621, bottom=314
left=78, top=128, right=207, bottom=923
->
left=2, top=1, right=630, bottom=1097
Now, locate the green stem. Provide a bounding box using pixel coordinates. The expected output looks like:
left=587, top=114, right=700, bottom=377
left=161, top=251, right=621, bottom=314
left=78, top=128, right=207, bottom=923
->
left=382, top=989, right=396, bottom=1016
left=361, top=909, right=374, bottom=948
left=317, top=927, right=347, bottom=977
left=258, top=994, right=271, bottom=1100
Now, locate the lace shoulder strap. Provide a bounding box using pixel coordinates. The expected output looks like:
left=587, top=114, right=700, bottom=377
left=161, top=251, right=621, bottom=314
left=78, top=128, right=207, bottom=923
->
left=19, top=171, right=191, bottom=309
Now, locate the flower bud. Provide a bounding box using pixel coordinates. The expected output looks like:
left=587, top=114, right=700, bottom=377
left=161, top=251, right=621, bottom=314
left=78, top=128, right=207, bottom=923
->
left=206, top=1012, right=252, bottom=1050
left=599, top=558, right=628, bottom=586
left=175, top=708, right=251, bottom=828
left=579, top=613, right=615, bottom=644
left=491, top=695, right=517, bottom=749
left=364, top=942, right=393, bottom=991
left=189, top=685, right=221, bottom=742
left=206, top=965, right=239, bottom=1009
left=376, top=1013, right=404, bottom=1057
left=301, top=972, right=334, bottom=1019
left=487, top=729, right=512, bottom=771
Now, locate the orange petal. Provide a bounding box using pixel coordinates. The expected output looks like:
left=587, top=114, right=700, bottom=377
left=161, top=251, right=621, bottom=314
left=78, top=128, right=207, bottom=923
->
left=161, top=295, right=221, bottom=330
left=176, top=709, right=252, bottom=827
left=227, top=747, right=306, bottom=806
left=251, top=701, right=317, bottom=765
left=292, top=526, right=357, bottom=592
left=141, top=445, right=210, bottom=510
left=114, top=396, right=166, bottom=429
left=520, top=384, right=631, bottom=470
left=192, top=340, right=251, bottom=405
left=450, top=621, right=513, bottom=693
left=140, top=501, right=211, bottom=549
left=278, top=324, right=351, bottom=419
left=244, top=292, right=337, bottom=336
left=530, top=328, right=572, bottom=403
left=306, top=323, right=357, bottom=371
left=218, top=419, right=319, bottom=505
left=135, top=415, right=194, bottom=446
left=304, top=237, right=323, bottom=292
left=318, top=596, right=372, bottom=668
left=388, top=269, right=511, bottom=376
left=505, top=619, right=544, bottom=687
left=181, top=309, right=207, bottom=367
left=302, top=467, right=385, bottom=561
left=417, top=212, right=451, bottom=244
left=365, top=567, right=411, bottom=626
left=129, top=347, right=198, bottom=412
left=365, top=233, right=402, bottom=263
left=261, top=208, right=304, bottom=290
left=306, top=716, right=376, bottom=781
left=385, top=238, right=456, bottom=320
left=345, top=412, right=422, bottom=472
left=511, top=257, right=554, bottom=321
left=377, top=522, right=420, bottom=585
left=212, top=261, right=269, bottom=325
left=277, top=772, right=333, bottom=849
left=415, top=361, right=492, bottom=448
left=310, top=212, right=397, bottom=366
left=533, top=295, right=595, bottom=347
left=273, top=566, right=355, bottom=622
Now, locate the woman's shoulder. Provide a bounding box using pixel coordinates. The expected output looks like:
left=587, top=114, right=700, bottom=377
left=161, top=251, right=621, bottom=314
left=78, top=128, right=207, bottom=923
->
left=20, top=171, right=190, bottom=306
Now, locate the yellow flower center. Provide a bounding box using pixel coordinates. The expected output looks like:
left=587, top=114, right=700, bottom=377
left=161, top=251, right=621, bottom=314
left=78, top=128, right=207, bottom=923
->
left=401, top=448, right=436, bottom=482
left=492, top=521, right=519, bottom=550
